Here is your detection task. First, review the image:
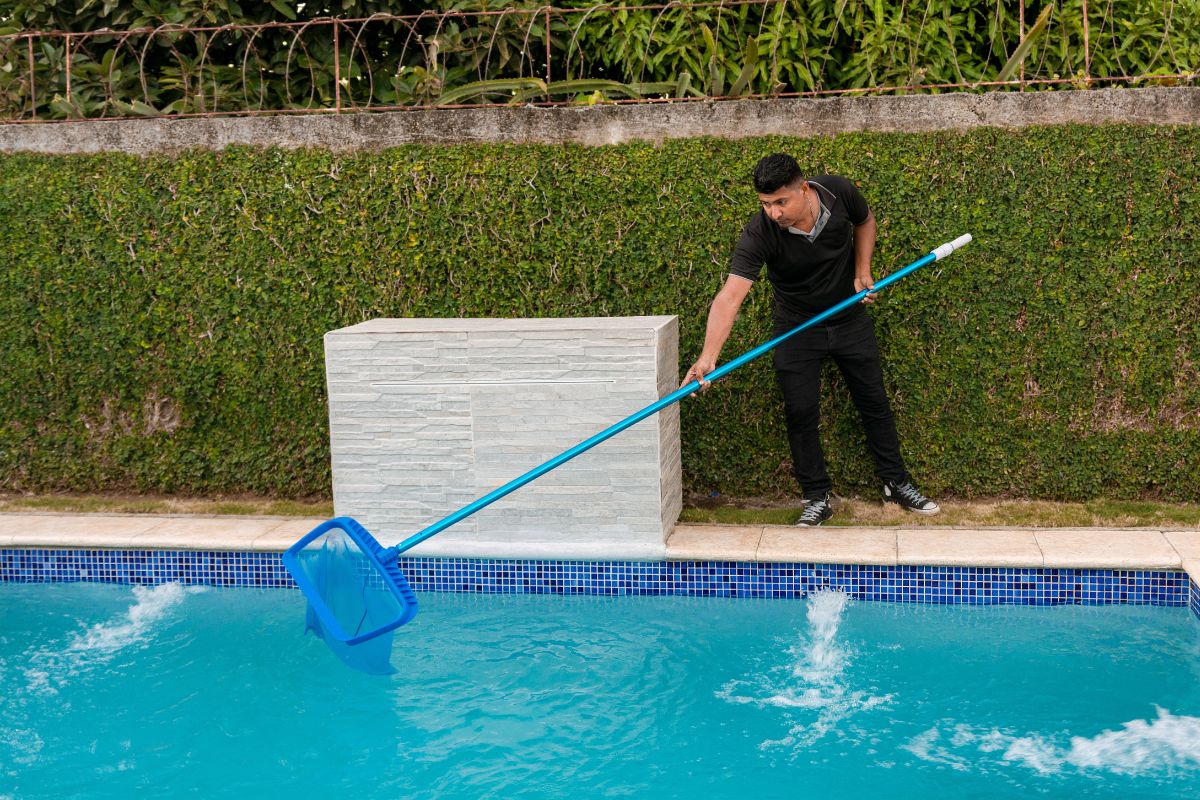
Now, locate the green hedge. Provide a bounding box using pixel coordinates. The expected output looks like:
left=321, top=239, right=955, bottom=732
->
left=2, top=125, right=1198, bottom=501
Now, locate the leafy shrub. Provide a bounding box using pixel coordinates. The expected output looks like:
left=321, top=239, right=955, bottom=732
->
left=2, top=1, right=1198, bottom=119
left=1, top=124, right=1197, bottom=500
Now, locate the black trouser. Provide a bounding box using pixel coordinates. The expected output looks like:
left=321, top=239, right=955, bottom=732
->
left=773, top=311, right=909, bottom=500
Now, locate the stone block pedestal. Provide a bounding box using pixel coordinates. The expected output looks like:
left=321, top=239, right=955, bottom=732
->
left=324, top=317, right=681, bottom=558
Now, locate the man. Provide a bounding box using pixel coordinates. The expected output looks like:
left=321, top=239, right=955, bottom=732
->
left=682, top=153, right=939, bottom=526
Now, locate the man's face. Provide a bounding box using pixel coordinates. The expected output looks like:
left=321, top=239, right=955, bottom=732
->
left=757, top=180, right=809, bottom=229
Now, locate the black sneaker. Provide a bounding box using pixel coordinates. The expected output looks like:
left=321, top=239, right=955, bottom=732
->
left=796, top=494, right=833, bottom=527
left=883, top=480, right=941, bottom=515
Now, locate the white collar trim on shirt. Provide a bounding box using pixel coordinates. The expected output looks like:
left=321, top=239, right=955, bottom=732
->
left=785, top=180, right=834, bottom=240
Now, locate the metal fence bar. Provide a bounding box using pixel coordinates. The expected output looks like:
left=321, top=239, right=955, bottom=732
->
left=333, top=20, right=341, bottom=114
left=27, top=36, right=36, bottom=120
left=0, top=2, right=788, bottom=43
left=1019, top=0, right=1025, bottom=89
left=1083, top=0, right=1092, bottom=84
left=5, top=70, right=1197, bottom=126
left=64, top=33, right=72, bottom=104
left=1, top=2, right=1196, bottom=124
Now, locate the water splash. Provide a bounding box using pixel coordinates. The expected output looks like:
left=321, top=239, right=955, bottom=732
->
left=717, top=589, right=892, bottom=749
left=1066, top=707, right=1200, bottom=774
left=900, top=727, right=971, bottom=772
left=2, top=584, right=196, bottom=773
left=69, top=583, right=188, bottom=654
left=793, top=589, right=848, bottom=685
left=905, top=708, right=1200, bottom=777
left=20, top=583, right=194, bottom=696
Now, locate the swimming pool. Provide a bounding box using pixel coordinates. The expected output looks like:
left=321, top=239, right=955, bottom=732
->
left=3, top=582, right=1199, bottom=799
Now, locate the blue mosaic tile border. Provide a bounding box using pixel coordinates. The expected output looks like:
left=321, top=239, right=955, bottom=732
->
left=402, top=560, right=1190, bottom=606
left=0, top=549, right=292, bottom=588
left=0, top=548, right=1192, bottom=608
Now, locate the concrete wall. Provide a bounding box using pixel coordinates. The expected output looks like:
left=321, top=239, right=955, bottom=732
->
left=2, top=87, right=1198, bottom=155
left=324, top=316, right=681, bottom=560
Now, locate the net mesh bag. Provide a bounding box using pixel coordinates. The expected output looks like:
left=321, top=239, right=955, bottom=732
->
left=283, top=518, right=418, bottom=675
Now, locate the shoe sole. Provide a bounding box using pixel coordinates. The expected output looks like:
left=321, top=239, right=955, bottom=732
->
left=883, top=498, right=941, bottom=515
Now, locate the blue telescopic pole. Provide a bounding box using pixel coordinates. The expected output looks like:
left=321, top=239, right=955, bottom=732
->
left=386, top=234, right=972, bottom=559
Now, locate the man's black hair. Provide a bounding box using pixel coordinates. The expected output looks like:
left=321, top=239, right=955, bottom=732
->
left=752, top=153, right=805, bottom=194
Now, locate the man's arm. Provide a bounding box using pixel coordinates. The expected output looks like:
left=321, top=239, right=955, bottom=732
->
left=681, top=274, right=755, bottom=390
left=853, top=211, right=878, bottom=302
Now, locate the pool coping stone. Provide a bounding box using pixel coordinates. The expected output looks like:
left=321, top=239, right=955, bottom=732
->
left=1, top=513, right=1198, bottom=585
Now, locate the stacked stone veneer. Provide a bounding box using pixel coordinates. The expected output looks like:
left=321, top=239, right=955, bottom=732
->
left=325, top=317, right=682, bottom=559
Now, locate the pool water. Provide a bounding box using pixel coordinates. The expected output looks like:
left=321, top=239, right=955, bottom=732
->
left=3, top=583, right=1200, bottom=799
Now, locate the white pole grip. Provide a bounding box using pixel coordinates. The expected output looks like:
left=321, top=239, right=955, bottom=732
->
left=932, top=233, right=973, bottom=261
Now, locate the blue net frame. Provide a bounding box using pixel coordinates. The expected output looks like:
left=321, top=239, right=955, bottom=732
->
left=282, top=517, right=418, bottom=674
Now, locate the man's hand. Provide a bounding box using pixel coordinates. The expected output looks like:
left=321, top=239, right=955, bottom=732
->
left=682, top=357, right=718, bottom=392
left=853, top=212, right=877, bottom=304
left=855, top=274, right=877, bottom=305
